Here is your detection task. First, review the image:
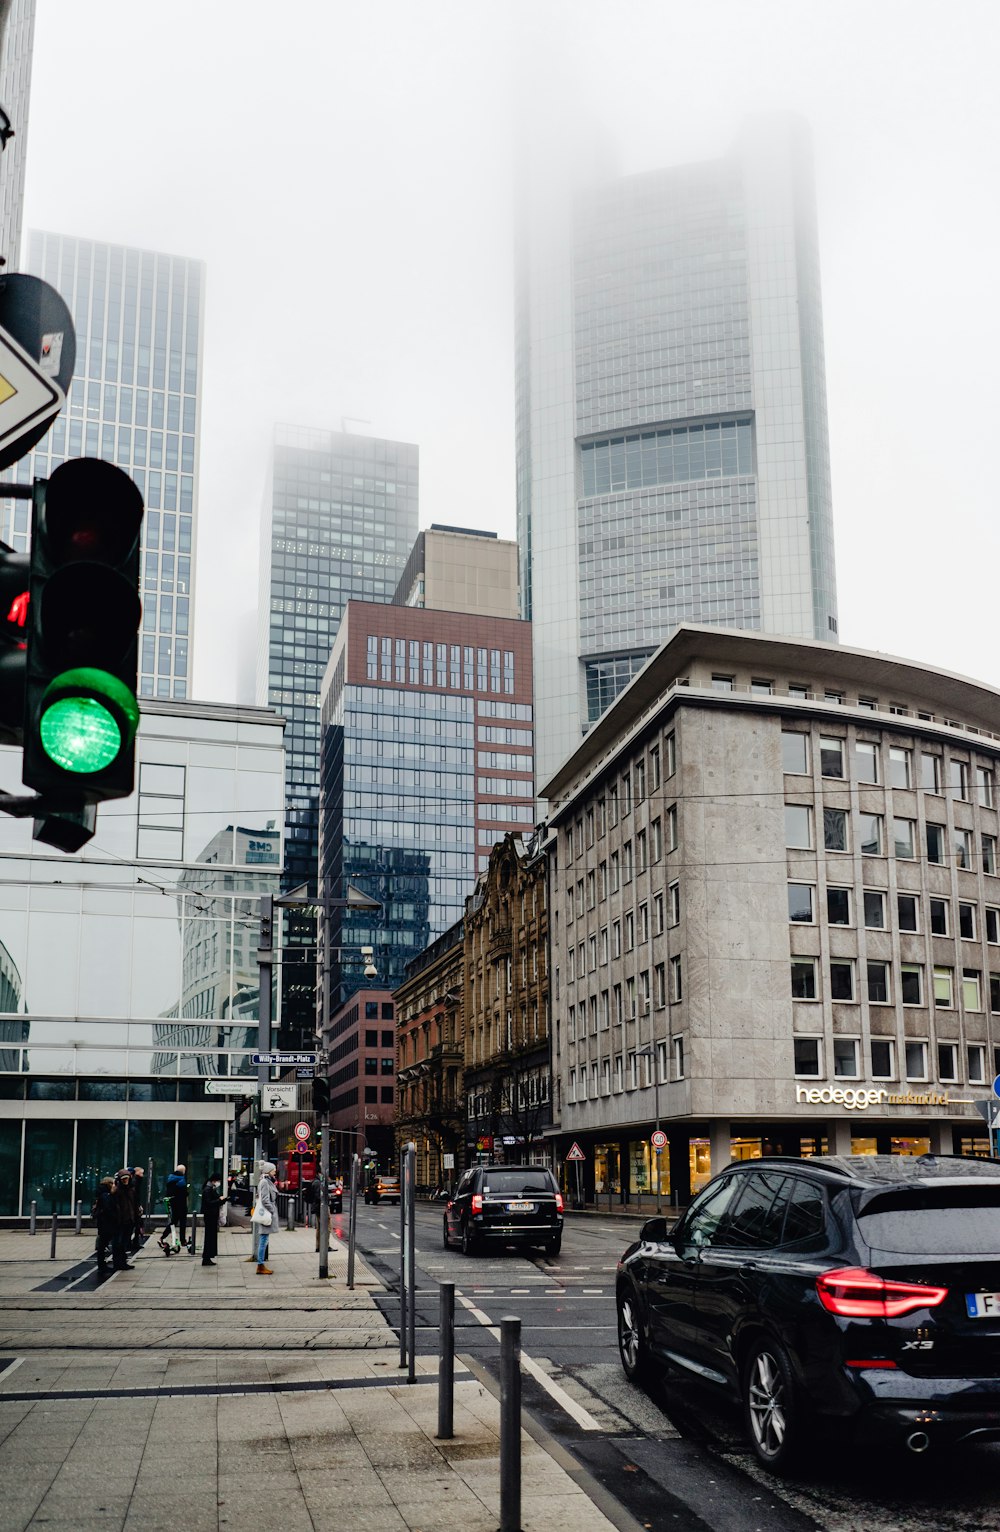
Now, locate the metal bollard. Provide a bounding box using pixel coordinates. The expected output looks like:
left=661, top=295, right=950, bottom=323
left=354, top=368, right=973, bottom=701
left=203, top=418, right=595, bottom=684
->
left=29, top=1199, right=36, bottom=1234
left=189, top=1210, right=198, bottom=1256
left=347, top=1155, right=359, bottom=1291
left=49, top=1214, right=58, bottom=1260
left=437, top=1282, right=454, bottom=1440
left=406, top=1144, right=416, bottom=1385
left=75, top=1199, right=83, bottom=1236
left=499, top=1317, right=522, bottom=1532
left=286, top=1195, right=295, bottom=1232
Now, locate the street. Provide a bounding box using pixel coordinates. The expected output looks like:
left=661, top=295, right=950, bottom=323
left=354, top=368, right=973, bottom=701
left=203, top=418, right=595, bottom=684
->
left=347, top=1197, right=1000, bottom=1532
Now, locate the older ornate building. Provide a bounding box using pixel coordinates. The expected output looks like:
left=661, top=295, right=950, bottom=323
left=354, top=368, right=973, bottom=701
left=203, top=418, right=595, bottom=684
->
left=394, top=919, right=465, bottom=1188
left=464, top=831, right=551, bottom=1164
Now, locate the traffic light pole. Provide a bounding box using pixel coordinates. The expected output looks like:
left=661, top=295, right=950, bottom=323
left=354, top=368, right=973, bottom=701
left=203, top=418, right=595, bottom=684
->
left=256, top=896, right=274, bottom=1170
left=318, top=1051, right=331, bottom=1279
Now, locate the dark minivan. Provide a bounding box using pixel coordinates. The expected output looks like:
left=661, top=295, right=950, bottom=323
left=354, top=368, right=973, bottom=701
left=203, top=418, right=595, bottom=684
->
left=444, top=1164, right=564, bottom=1256
left=616, top=1154, right=1000, bottom=1470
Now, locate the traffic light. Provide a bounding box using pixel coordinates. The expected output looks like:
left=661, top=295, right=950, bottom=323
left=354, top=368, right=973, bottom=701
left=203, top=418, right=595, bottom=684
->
left=0, top=544, right=29, bottom=743
left=313, top=1075, right=331, bottom=1115
left=22, top=458, right=143, bottom=803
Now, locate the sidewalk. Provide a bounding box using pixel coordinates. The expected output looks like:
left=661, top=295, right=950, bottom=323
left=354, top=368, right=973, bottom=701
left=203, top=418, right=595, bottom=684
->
left=0, top=1223, right=633, bottom=1532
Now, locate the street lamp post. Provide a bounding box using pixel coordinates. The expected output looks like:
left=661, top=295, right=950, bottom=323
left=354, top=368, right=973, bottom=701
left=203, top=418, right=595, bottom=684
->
left=636, top=1047, right=662, bottom=1214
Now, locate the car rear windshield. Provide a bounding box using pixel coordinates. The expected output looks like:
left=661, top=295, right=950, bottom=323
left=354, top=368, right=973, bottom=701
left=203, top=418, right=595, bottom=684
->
left=857, top=1185, right=1000, bottom=1254
left=482, top=1172, right=553, bottom=1196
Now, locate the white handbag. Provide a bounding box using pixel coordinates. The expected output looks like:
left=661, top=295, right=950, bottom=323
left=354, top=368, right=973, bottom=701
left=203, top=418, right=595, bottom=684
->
left=255, top=1204, right=272, bottom=1227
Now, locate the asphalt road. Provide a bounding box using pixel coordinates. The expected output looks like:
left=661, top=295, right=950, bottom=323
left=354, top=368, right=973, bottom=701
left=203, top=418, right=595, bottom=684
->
left=346, top=1197, right=1000, bottom=1532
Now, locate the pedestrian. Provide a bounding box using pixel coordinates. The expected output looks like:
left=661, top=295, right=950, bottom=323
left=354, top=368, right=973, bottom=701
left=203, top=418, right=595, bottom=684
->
left=165, top=1163, right=189, bottom=1250
left=200, top=1172, right=227, bottom=1266
left=252, top=1161, right=279, bottom=1275
left=92, top=1175, right=116, bottom=1274
left=111, top=1170, right=135, bottom=1271
left=129, top=1165, right=146, bottom=1252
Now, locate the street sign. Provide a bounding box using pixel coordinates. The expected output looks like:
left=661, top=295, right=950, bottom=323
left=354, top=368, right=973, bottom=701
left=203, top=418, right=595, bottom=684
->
left=651, top=1129, right=667, bottom=1150
left=295, top=1066, right=315, bottom=1080
left=263, top=1083, right=297, bottom=1112
left=976, top=1100, right=1000, bottom=1129
left=252, top=1051, right=318, bottom=1066
left=565, top=1142, right=586, bottom=1162
left=443, top=1153, right=455, bottom=1169
left=294, top=1143, right=310, bottom=1154
left=0, top=274, right=76, bottom=469
left=993, top=1075, right=1000, bottom=1101
left=204, top=1078, right=257, bottom=1096
left=293, top=1121, right=311, bottom=1141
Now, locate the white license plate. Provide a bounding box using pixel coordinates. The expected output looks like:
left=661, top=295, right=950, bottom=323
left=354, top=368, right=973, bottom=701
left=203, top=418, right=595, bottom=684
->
left=507, top=1201, right=534, bottom=1212
left=965, top=1291, right=1000, bottom=1318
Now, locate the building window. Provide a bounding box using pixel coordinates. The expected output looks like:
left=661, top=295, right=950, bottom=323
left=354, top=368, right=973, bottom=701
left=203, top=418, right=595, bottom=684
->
left=624, top=912, right=634, bottom=951
left=859, top=813, right=883, bottom=856
left=827, top=887, right=851, bottom=925
left=963, top=969, right=983, bottom=1011
left=820, top=737, right=845, bottom=778
left=668, top=881, right=680, bottom=926
left=612, top=921, right=621, bottom=958
left=666, top=804, right=678, bottom=851
left=887, top=747, right=911, bottom=789
left=794, top=1037, right=821, bottom=1077
left=824, top=808, right=849, bottom=853
left=969, top=1044, right=987, bottom=1084
left=785, top=805, right=812, bottom=849
left=955, top=828, right=973, bottom=871
left=867, top=961, right=890, bottom=1004
left=950, top=760, right=970, bottom=801
left=871, top=1039, right=895, bottom=1079
left=893, top=819, right=916, bottom=860
left=782, top=733, right=809, bottom=774
left=788, top=684, right=810, bottom=699
left=959, top=902, right=977, bottom=941
left=650, top=818, right=662, bottom=862
left=858, top=696, right=878, bottom=711
left=921, top=754, right=942, bottom=793
left=983, top=835, right=997, bottom=876
left=788, top=883, right=814, bottom=923
left=750, top=678, right=773, bottom=695
left=933, top=966, right=954, bottom=1008
left=650, top=746, right=661, bottom=790
left=673, top=1036, right=686, bottom=1079
left=938, top=1042, right=958, bottom=1082
left=791, top=959, right=817, bottom=1000
left=977, top=766, right=995, bottom=809
left=636, top=830, right=647, bottom=872
left=654, top=964, right=666, bottom=1007
left=926, top=823, right=946, bottom=864
left=826, top=690, right=845, bottom=706
left=855, top=741, right=878, bottom=784
left=987, top=908, right=1000, bottom=945
left=905, top=1041, right=928, bottom=1081
left=669, top=954, right=683, bottom=1002
left=653, top=893, right=664, bottom=934
left=930, top=898, right=949, bottom=936
left=863, top=890, right=886, bottom=929
left=833, top=1038, right=860, bottom=1078
left=992, top=975, right=1000, bottom=1014
left=897, top=893, right=918, bottom=931
left=830, top=962, right=854, bottom=1002
left=665, top=731, right=676, bottom=778
left=137, top=762, right=186, bottom=860
left=635, top=761, right=645, bottom=804
left=901, top=963, right=923, bottom=1005
left=711, top=674, right=734, bottom=691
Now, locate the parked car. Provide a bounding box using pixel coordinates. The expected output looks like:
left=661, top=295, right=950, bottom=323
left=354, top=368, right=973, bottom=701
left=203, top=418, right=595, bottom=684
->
left=616, top=1154, right=1000, bottom=1471
left=443, top=1164, right=564, bottom=1256
left=364, top=1173, right=400, bottom=1205
left=329, top=1178, right=343, bottom=1215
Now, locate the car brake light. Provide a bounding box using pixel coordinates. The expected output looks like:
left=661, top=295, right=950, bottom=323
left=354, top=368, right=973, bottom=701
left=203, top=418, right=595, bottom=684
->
left=817, top=1267, right=948, bottom=1319
left=471, top=1193, right=483, bottom=1213
left=555, top=1192, right=564, bottom=1213
left=844, top=1358, right=898, bottom=1369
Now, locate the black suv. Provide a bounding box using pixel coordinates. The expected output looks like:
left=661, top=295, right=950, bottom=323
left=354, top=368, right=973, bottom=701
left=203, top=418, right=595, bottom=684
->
left=616, top=1154, right=1000, bottom=1470
left=444, top=1164, right=564, bottom=1256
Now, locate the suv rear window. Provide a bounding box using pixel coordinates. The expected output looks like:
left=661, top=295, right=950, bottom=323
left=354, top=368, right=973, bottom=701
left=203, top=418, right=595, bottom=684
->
left=482, top=1171, right=553, bottom=1196
left=857, top=1185, right=1000, bottom=1254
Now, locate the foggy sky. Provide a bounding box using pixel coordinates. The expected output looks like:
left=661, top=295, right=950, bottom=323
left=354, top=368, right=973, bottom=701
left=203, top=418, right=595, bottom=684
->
left=20, top=0, right=1000, bottom=706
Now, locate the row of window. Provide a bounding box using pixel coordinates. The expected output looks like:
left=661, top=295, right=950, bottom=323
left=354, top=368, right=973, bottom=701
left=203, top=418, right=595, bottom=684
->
left=565, top=957, right=683, bottom=1030
left=566, top=814, right=678, bottom=921
left=564, top=733, right=677, bottom=862
left=783, top=731, right=995, bottom=802
left=794, top=1035, right=989, bottom=1085
left=789, top=884, right=1000, bottom=940
left=365, top=637, right=516, bottom=694
left=568, top=1039, right=686, bottom=1101
left=791, top=957, right=997, bottom=1011
left=565, top=886, right=680, bottom=977
left=785, top=803, right=996, bottom=869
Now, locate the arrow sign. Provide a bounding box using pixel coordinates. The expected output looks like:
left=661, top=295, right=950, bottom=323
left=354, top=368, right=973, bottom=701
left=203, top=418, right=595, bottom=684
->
left=204, top=1079, right=258, bottom=1096
left=565, top=1141, right=586, bottom=1162
left=0, top=325, right=62, bottom=469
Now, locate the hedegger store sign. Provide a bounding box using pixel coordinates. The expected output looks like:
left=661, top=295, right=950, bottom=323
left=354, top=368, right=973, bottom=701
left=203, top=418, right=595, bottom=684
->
left=795, top=1085, right=964, bottom=1111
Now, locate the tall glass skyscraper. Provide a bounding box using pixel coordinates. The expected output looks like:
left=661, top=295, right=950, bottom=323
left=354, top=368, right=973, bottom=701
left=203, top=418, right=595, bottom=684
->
left=2, top=231, right=205, bottom=701
left=517, top=117, right=838, bottom=787
left=0, top=0, right=35, bottom=270
left=257, top=425, right=419, bottom=1045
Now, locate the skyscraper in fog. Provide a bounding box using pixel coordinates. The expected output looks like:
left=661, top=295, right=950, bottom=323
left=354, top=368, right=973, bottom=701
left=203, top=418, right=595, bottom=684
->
left=257, top=424, right=418, bottom=1044
left=0, top=0, right=36, bottom=270
left=517, top=118, right=838, bottom=787
left=4, top=232, right=205, bottom=701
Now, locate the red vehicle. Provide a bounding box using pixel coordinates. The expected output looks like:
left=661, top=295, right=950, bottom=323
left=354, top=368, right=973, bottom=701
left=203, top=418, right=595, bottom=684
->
left=275, top=1150, right=317, bottom=1192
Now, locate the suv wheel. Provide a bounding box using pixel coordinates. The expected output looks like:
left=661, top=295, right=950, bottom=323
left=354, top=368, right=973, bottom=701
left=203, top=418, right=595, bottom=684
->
left=544, top=1234, right=562, bottom=1258
left=617, top=1284, right=651, bottom=1383
left=742, top=1338, right=803, bottom=1472
left=461, top=1221, right=478, bottom=1257
left=442, top=1215, right=450, bottom=1250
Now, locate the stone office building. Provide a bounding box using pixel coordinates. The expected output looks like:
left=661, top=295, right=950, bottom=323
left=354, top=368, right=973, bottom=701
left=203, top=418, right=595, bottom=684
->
left=543, top=625, right=998, bottom=1206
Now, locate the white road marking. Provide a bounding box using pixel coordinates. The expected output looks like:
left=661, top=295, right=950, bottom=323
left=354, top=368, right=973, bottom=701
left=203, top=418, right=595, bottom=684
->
left=458, top=1295, right=601, bottom=1432
left=0, top=1357, right=25, bottom=1383
left=62, top=1264, right=100, bottom=1291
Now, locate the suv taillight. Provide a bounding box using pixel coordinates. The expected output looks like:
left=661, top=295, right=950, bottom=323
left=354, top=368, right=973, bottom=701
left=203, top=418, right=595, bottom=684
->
left=471, top=1193, right=483, bottom=1214
left=555, top=1192, right=564, bottom=1213
left=817, top=1266, right=948, bottom=1318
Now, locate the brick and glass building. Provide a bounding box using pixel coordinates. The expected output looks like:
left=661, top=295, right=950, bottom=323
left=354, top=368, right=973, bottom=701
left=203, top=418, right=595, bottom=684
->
left=544, top=625, right=999, bottom=1207
left=322, top=987, right=397, bottom=1174
left=394, top=919, right=465, bottom=1189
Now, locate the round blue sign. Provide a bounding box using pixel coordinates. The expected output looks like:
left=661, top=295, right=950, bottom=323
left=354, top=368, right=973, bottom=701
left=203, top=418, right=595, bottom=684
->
left=993, top=1075, right=1000, bottom=1100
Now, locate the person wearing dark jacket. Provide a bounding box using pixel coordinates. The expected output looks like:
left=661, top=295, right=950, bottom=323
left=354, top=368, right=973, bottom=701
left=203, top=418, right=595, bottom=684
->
left=93, top=1176, right=116, bottom=1273
left=165, top=1164, right=189, bottom=1249
left=129, top=1165, right=146, bottom=1252
left=110, top=1170, right=135, bottom=1270
left=199, top=1173, right=227, bottom=1266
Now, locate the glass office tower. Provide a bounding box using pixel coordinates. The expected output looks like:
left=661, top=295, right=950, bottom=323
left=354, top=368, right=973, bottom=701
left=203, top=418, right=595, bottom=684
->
left=257, top=425, right=419, bottom=1046
left=0, top=0, right=36, bottom=270
left=4, top=231, right=205, bottom=701
left=517, top=117, right=839, bottom=788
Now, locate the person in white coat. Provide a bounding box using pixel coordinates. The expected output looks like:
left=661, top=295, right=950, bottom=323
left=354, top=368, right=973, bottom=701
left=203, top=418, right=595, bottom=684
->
left=253, top=1162, right=279, bottom=1274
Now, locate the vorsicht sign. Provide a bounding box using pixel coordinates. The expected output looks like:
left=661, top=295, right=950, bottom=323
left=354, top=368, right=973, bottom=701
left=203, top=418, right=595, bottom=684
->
left=796, top=1085, right=957, bottom=1111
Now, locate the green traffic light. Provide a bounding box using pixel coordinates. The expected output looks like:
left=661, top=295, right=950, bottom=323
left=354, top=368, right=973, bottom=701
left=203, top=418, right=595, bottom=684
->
left=37, top=667, right=140, bottom=775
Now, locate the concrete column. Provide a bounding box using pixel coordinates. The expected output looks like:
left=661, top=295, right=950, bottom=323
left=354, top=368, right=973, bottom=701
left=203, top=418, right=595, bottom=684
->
left=709, top=1121, right=731, bottom=1177
left=828, top=1119, right=852, bottom=1156
left=927, top=1121, right=952, bottom=1155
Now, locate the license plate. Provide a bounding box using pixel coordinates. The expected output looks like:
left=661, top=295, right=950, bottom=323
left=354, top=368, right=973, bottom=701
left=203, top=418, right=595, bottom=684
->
left=965, top=1291, right=1000, bottom=1318
left=507, top=1201, right=534, bottom=1212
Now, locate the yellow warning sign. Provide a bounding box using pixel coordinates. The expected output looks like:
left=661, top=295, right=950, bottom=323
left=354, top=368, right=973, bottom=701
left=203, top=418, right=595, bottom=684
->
left=0, top=372, right=16, bottom=407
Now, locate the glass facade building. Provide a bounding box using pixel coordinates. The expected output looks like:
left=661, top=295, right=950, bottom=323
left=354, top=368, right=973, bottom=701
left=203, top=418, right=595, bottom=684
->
left=257, top=426, right=418, bottom=1046
left=2, top=231, right=205, bottom=701
left=0, top=700, right=284, bottom=1217
left=0, top=0, right=35, bottom=269
left=517, top=117, right=839, bottom=788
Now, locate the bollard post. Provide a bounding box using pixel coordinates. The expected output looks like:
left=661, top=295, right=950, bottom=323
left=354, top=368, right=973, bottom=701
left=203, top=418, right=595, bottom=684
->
left=189, top=1210, right=198, bottom=1256
left=499, top=1316, right=522, bottom=1532
left=286, top=1194, right=295, bottom=1232
left=49, top=1213, right=58, bottom=1261
left=347, top=1154, right=359, bottom=1290
left=29, top=1199, right=36, bottom=1234
left=406, top=1142, right=416, bottom=1385
left=75, top=1199, right=83, bottom=1236
left=437, top=1282, right=455, bottom=1440
left=399, top=1159, right=407, bottom=1369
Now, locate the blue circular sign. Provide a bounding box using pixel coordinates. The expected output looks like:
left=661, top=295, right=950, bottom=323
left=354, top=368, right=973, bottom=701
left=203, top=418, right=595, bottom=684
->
left=993, top=1075, right=1000, bottom=1100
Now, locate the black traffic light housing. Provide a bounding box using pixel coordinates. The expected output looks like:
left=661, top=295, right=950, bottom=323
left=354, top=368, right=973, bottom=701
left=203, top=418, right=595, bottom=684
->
left=22, top=458, right=143, bottom=803
left=313, top=1075, right=331, bottom=1115
left=0, top=543, right=29, bottom=743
